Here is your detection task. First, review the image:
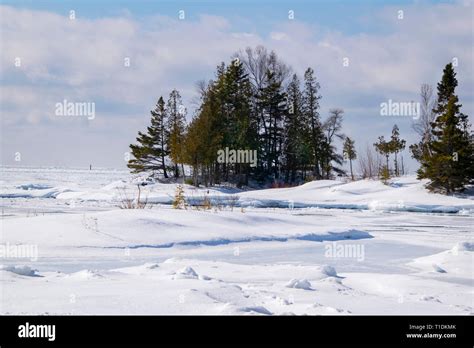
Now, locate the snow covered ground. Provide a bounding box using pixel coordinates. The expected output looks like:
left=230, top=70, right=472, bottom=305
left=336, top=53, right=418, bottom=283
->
left=0, top=166, right=473, bottom=315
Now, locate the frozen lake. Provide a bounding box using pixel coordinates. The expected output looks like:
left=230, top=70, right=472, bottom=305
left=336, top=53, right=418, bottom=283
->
left=1, top=166, right=472, bottom=315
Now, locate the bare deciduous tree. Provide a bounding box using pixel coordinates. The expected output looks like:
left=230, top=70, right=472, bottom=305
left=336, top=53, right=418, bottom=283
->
left=358, top=143, right=382, bottom=179
left=413, top=84, right=436, bottom=146
left=324, top=108, right=345, bottom=143
left=235, top=45, right=292, bottom=91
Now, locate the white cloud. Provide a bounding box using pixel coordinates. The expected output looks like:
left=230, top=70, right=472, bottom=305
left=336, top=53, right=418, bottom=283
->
left=270, top=32, right=290, bottom=41
left=0, top=2, right=472, bottom=168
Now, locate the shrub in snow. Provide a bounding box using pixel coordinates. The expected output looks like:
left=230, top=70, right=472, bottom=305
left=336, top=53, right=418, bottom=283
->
left=117, top=185, right=148, bottom=209
left=173, top=185, right=187, bottom=210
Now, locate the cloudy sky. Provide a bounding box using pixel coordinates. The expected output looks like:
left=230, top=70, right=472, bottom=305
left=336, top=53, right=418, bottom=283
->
left=1, top=0, right=472, bottom=171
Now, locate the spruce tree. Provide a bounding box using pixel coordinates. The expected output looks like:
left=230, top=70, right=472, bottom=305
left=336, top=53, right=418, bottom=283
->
left=389, top=125, right=406, bottom=176
left=167, top=90, right=187, bottom=178
left=257, top=69, right=287, bottom=180
left=183, top=79, right=223, bottom=187
left=417, top=63, right=473, bottom=193
left=303, top=67, right=324, bottom=179
left=284, top=74, right=306, bottom=183
left=220, top=60, right=255, bottom=185
left=128, top=97, right=169, bottom=178
left=374, top=135, right=392, bottom=178
left=343, top=137, right=356, bottom=180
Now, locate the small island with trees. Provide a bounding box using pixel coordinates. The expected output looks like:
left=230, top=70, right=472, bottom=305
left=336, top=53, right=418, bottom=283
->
left=128, top=46, right=472, bottom=194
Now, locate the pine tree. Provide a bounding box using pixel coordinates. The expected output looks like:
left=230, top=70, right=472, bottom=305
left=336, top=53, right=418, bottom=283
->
left=303, top=67, right=324, bottom=179
left=321, top=109, right=345, bottom=179
left=167, top=90, right=187, bottom=178
left=374, top=135, right=391, bottom=179
left=283, top=73, right=307, bottom=183
left=257, top=69, right=287, bottom=180
left=128, top=97, right=169, bottom=178
left=235, top=47, right=291, bottom=183
left=182, top=60, right=256, bottom=187
left=183, top=78, right=223, bottom=187
left=417, top=63, right=473, bottom=193
left=343, top=137, right=356, bottom=180
left=220, top=60, right=255, bottom=185
left=389, top=125, right=406, bottom=176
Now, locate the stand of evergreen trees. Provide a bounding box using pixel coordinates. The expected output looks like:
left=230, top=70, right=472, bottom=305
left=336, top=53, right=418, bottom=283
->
left=128, top=49, right=473, bottom=194
left=129, top=46, right=347, bottom=187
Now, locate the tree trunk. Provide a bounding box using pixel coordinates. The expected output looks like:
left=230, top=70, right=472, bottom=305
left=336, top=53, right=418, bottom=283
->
left=350, top=159, right=353, bottom=180
left=174, top=163, right=179, bottom=178
left=162, top=154, right=168, bottom=178
left=394, top=151, right=398, bottom=176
